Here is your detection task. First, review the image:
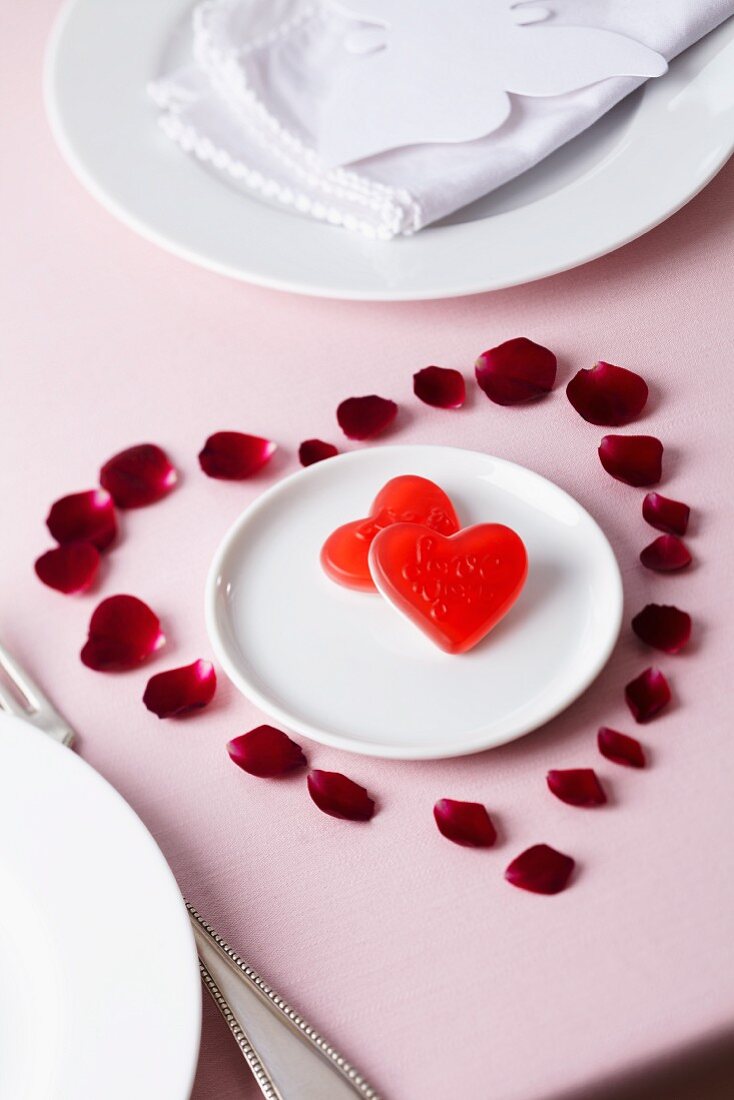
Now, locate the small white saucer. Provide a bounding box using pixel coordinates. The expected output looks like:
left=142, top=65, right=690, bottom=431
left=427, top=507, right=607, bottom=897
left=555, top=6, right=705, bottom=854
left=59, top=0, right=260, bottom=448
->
left=206, top=446, right=622, bottom=759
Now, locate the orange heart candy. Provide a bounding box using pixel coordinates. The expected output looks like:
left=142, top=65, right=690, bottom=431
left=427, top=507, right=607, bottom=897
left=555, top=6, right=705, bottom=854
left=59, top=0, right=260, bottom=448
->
left=321, top=475, right=460, bottom=591
left=369, top=523, right=528, bottom=654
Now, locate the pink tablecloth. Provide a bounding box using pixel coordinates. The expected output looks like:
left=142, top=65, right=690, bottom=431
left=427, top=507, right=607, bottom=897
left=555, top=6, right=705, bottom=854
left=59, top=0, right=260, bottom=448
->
left=3, top=5, right=734, bottom=1099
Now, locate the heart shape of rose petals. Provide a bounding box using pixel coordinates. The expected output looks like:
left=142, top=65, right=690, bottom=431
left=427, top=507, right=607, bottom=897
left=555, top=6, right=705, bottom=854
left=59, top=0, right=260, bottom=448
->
left=35, top=541, right=100, bottom=594
left=199, top=432, right=277, bottom=479
left=298, top=439, right=339, bottom=467
left=597, top=727, right=646, bottom=769
left=47, top=489, right=117, bottom=551
left=81, top=594, right=164, bottom=671
left=598, top=435, right=663, bottom=487
left=546, top=768, right=606, bottom=807
left=228, top=726, right=307, bottom=777
left=307, top=770, right=375, bottom=821
left=100, top=443, right=177, bottom=508
left=632, top=603, right=691, bottom=653
left=475, top=337, right=557, bottom=406
left=625, top=666, right=671, bottom=723
left=143, top=660, right=216, bottom=718
left=505, top=844, right=575, bottom=895
left=642, top=492, right=690, bottom=536
left=413, top=366, right=466, bottom=409
left=336, top=395, right=398, bottom=440
left=566, top=361, right=648, bottom=426
left=640, top=534, right=692, bottom=572
left=321, top=474, right=460, bottom=592
left=369, top=523, right=528, bottom=654
left=433, top=799, right=497, bottom=847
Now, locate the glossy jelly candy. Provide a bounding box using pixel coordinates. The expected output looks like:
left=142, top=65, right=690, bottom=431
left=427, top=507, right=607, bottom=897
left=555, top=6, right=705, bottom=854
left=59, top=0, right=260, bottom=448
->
left=369, top=523, right=528, bottom=654
left=321, top=475, right=460, bottom=591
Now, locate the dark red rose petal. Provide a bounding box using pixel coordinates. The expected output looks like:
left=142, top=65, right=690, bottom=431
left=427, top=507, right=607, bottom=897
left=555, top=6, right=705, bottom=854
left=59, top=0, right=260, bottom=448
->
left=433, top=799, right=497, bottom=847
left=566, top=361, right=648, bottom=426
left=34, top=541, right=100, bottom=594
left=505, top=844, right=575, bottom=895
left=475, top=337, right=557, bottom=406
left=298, top=439, right=339, bottom=467
left=598, top=727, right=646, bottom=769
left=143, top=660, right=216, bottom=718
left=642, top=492, right=690, bottom=536
left=46, top=489, right=117, bottom=551
left=598, top=435, right=663, bottom=487
left=198, top=432, right=277, bottom=479
left=307, top=769, right=375, bottom=821
left=413, top=366, right=466, bottom=409
left=336, top=395, right=398, bottom=440
left=640, top=534, right=692, bottom=573
left=100, top=443, right=177, bottom=508
left=632, top=604, right=691, bottom=653
left=227, top=725, right=306, bottom=778
left=81, top=594, right=164, bottom=671
left=546, top=769, right=606, bottom=807
left=625, top=667, right=671, bottom=723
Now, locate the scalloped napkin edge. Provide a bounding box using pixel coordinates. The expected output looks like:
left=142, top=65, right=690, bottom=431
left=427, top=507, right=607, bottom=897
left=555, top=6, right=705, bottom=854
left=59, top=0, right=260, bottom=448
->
left=149, top=0, right=733, bottom=238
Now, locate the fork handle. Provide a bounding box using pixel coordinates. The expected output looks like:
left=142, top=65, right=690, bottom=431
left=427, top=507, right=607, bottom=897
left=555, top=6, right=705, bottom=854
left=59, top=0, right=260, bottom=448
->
left=187, top=905, right=381, bottom=1100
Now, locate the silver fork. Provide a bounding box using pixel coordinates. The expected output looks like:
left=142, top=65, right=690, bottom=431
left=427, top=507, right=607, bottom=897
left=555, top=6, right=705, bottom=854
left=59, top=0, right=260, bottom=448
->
left=0, top=642, right=381, bottom=1100
left=0, top=640, right=75, bottom=746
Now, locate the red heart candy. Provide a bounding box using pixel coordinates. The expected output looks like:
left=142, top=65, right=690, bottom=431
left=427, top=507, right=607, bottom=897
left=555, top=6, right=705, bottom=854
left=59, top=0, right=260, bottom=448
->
left=369, top=524, right=528, bottom=654
left=321, top=475, right=460, bottom=592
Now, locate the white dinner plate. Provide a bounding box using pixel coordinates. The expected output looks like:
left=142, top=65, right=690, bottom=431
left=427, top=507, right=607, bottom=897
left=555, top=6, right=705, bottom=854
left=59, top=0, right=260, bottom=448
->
left=206, top=446, right=623, bottom=759
left=0, top=715, right=201, bottom=1100
left=44, top=1, right=734, bottom=301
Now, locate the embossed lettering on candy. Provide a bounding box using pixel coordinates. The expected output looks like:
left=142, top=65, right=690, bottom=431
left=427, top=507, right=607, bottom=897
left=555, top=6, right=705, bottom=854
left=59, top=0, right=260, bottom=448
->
left=369, top=524, right=528, bottom=654
left=321, top=475, right=460, bottom=592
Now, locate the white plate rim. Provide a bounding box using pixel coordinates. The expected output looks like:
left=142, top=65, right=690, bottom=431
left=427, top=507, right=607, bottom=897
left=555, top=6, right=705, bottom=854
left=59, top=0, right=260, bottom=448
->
left=0, top=715, right=202, bottom=1099
left=205, top=445, right=624, bottom=759
left=43, top=0, right=734, bottom=301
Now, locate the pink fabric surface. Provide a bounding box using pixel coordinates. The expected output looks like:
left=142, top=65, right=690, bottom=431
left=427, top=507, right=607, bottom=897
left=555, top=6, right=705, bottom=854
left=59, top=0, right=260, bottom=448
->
left=2, top=4, right=734, bottom=1099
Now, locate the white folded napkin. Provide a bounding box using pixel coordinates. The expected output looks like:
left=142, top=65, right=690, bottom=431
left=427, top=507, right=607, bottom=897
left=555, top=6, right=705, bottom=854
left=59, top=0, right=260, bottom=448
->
left=150, top=0, right=733, bottom=238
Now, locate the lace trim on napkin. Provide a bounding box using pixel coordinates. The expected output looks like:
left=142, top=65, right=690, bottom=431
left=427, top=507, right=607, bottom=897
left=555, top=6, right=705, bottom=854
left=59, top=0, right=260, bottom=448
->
left=149, top=0, right=422, bottom=239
